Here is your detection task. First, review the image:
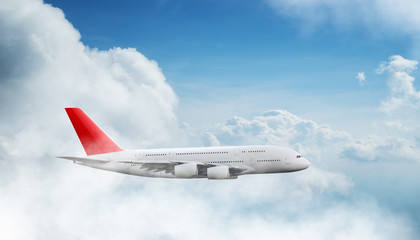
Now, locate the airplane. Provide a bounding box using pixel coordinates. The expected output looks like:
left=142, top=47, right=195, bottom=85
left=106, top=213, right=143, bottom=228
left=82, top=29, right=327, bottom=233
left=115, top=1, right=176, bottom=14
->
left=59, top=108, right=310, bottom=179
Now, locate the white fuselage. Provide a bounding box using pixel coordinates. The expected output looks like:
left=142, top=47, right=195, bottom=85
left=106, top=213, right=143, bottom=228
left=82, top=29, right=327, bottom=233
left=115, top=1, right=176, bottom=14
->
left=75, top=145, right=310, bottom=179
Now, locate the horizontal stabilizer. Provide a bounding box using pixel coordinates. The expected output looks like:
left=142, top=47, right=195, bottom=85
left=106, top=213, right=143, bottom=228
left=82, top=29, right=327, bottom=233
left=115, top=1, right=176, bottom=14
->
left=57, top=156, right=110, bottom=164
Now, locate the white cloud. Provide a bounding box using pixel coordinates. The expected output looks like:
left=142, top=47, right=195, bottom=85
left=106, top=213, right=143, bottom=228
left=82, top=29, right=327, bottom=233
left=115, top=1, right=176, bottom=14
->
left=377, top=55, right=418, bottom=74
left=207, top=110, right=420, bottom=163
left=356, top=72, right=366, bottom=85
left=0, top=0, right=187, bottom=153
left=202, top=132, right=221, bottom=146
left=1, top=166, right=416, bottom=240
left=376, top=55, right=420, bottom=112
left=265, top=0, right=420, bottom=38
left=0, top=0, right=419, bottom=239
left=209, top=110, right=353, bottom=162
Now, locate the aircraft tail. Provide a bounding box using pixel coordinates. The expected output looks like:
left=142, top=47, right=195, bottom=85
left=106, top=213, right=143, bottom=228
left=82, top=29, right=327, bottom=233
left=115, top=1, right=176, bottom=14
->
left=65, top=108, right=123, bottom=156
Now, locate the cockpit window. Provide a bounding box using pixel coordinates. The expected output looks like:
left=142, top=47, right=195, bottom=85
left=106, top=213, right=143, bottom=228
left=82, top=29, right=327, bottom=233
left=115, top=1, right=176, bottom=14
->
left=296, top=155, right=301, bottom=158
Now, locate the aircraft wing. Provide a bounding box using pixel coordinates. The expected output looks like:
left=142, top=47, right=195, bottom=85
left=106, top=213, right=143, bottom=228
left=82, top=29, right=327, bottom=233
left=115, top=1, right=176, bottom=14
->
left=117, top=160, right=206, bottom=173
left=59, top=157, right=248, bottom=175
left=119, top=160, right=249, bottom=175
left=57, top=156, right=110, bottom=164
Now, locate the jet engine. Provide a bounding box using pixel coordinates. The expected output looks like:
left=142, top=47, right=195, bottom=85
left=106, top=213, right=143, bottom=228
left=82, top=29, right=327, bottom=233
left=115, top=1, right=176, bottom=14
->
left=174, top=163, right=198, bottom=178
left=207, top=165, right=231, bottom=179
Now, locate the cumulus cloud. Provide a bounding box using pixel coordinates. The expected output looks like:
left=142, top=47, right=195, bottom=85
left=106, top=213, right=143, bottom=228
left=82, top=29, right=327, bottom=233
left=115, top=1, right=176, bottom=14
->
left=202, top=132, right=221, bottom=147
left=376, top=55, right=420, bottom=112
left=204, top=109, right=420, bottom=237
left=0, top=0, right=418, bottom=239
left=356, top=72, right=366, bottom=85
left=207, top=110, right=420, bottom=163
left=209, top=110, right=352, bottom=162
left=0, top=0, right=186, bottom=237
left=335, top=55, right=420, bottom=162
left=0, top=0, right=187, bottom=152
left=377, top=55, right=418, bottom=74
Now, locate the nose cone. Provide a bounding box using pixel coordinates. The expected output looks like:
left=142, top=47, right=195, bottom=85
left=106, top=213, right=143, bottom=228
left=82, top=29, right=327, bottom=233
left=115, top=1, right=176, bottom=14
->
left=300, top=157, right=310, bottom=170
left=294, top=157, right=310, bottom=171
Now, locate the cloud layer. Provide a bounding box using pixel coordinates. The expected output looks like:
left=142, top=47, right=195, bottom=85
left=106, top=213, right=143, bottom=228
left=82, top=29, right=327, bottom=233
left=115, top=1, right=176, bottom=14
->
left=206, top=109, right=420, bottom=163
left=0, top=0, right=419, bottom=239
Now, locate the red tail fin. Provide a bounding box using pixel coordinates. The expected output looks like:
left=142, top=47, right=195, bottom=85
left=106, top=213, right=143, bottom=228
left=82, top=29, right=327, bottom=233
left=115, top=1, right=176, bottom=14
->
left=65, top=108, right=123, bottom=155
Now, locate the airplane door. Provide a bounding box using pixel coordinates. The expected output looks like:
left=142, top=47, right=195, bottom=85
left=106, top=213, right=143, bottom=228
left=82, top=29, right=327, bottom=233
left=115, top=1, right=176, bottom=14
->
left=234, top=149, right=240, bottom=156
left=250, top=157, right=256, bottom=168
left=285, top=156, right=291, bottom=165
left=234, top=148, right=241, bottom=161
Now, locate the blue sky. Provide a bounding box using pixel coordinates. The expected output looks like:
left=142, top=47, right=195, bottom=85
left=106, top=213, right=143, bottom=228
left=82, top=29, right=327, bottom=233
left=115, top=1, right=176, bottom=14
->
left=1, top=0, right=420, bottom=239
left=43, top=0, right=420, bottom=137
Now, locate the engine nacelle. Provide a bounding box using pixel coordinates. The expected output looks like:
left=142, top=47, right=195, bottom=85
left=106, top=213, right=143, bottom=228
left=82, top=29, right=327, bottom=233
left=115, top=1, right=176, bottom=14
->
left=174, top=163, right=198, bottom=178
left=207, top=165, right=231, bottom=179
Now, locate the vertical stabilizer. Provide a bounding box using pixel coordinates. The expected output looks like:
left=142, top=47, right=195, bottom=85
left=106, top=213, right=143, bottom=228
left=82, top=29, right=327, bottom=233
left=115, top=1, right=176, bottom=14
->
left=65, top=108, right=123, bottom=155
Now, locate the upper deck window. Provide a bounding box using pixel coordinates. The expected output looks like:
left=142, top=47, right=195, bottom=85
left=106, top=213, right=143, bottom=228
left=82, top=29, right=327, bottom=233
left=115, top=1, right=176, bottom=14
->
left=297, top=155, right=301, bottom=158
